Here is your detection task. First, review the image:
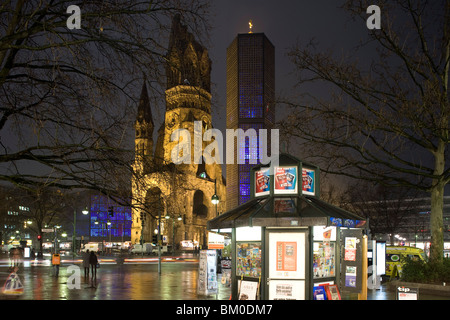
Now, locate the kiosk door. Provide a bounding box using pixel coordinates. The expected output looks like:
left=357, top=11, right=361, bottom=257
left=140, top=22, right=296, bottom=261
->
left=266, top=229, right=308, bottom=300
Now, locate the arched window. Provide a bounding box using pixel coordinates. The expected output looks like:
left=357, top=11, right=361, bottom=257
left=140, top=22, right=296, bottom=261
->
left=193, top=190, right=208, bottom=218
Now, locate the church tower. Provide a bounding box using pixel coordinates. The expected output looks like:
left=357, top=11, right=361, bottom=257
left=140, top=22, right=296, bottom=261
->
left=155, top=14, right=213, bottom=173
left=131, top=15, right=225, bottom=248
left=134, top=80, right=154, bottom=174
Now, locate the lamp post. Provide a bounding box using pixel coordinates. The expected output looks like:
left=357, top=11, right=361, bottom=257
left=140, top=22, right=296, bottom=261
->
left=211, top=179, right=220, bottom=216
left=73, top=207, right=89, bottom=258
left=107, top=219, right=111, bottom=254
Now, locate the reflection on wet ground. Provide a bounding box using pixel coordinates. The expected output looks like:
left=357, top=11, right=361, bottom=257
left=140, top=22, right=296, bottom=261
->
left=1, top=256, right=449, bottom=300
left=0, top=262, right=230, bottom=300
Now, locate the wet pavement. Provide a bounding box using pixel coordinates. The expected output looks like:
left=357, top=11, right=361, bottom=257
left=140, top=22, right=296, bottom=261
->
left=0, top=253, right=230, bottom=300
left=0, top=253, right=449, bottom=300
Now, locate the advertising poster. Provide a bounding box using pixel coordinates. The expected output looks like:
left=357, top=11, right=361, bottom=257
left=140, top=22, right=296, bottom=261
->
left=208, top=232, right=224, bottom=249
left=345, top=266, right=357, bottom=288
left=269, top=232, right=305, bottom=279
left=238, top=280, right=259, bottom=300
left=276, top=241, right=297, bottom=272
left=236, top=242, right=261, bottom=277
left=302, top=168, right=315, bottom=195
left=255, top=168, right=270, bottom=196
left=344, top=237, right=357, bottom=261
left=274, top=167, right=297, bottom=194
left=269, top=280, right=305, bottom=300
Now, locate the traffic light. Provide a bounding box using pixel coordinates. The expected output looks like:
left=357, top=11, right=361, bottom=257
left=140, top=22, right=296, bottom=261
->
left=108, top=206, right=114, bottom=217
left=37, top=234, right=42, bottom=241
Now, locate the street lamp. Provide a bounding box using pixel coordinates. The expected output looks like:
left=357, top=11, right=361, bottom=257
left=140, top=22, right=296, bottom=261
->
left=211, top=179, right=220, bottom=218
left=211, top=194, right=219, bottom=205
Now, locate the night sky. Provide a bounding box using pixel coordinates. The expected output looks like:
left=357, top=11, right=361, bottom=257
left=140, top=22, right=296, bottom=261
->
left=208, top=0, right=371, bottom=132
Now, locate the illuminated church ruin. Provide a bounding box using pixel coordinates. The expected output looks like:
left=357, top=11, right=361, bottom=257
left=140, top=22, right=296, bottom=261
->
left=131, top=15, right=226, bottom=248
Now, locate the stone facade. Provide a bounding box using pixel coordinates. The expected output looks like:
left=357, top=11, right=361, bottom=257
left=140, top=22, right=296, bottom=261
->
left=131, top=15, right=226, bottom=248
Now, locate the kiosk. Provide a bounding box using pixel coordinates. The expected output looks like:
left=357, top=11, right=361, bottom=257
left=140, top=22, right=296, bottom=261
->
left=207, top=154, right=367, bottom=300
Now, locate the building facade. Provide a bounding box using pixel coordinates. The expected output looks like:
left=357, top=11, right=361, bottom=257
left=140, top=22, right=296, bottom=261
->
left=226, top=32, right=275, bottom=210
left=131, top=15, right=226, bottom=248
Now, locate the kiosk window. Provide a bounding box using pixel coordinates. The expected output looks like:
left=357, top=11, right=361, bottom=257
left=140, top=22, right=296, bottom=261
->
left=313, top=242, right=336, bottom=279
left=236, top=242, right=261, bottom=278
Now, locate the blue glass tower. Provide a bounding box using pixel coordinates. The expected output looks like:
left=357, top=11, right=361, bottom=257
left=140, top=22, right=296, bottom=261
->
left=226, top=32, right=275, bottom=210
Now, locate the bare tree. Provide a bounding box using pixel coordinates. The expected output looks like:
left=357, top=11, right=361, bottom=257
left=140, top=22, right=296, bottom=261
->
left=0, top=0, right=211, bottom=198
left=347, top=181, right=423, bottom=242
left=280, top=0, right=449, bottom=262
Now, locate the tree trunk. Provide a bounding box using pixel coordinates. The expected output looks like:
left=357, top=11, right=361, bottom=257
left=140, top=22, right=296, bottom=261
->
left=430, top=140, right=446, bottom=263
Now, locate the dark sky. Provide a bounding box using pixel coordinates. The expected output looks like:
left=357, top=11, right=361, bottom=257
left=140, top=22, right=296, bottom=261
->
left=208, top=0, right=370, bottom=131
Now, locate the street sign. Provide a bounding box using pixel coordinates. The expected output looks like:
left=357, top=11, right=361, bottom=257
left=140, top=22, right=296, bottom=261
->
left=41, top=228, right=54, bottom=233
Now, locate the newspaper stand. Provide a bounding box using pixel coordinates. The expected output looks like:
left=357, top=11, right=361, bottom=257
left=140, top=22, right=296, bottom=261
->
left=207, top=154, right=367, bottom=300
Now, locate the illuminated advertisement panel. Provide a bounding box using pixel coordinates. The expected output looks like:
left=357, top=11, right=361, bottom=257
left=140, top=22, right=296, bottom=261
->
left=274, top=166, right=298, bottom=194
left=302, top=168, right=315, bottom=196
left=255, top=168, right=270, bottom=197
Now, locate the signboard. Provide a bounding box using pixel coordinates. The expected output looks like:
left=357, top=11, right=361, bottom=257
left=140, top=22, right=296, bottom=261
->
left=255, top=168, right=270, bottom=197
left=2, top=272, right=24, bottom=295
left=268, top=280, right=305, bottom=300
left=198, top=250, right=217, bottom=295
left=302, top=168, right=315, bottom=195
left=208, top=232, right=224, bottom=249
left=41, top=228, right=54, bottom=233
left=397, top=286, right=418, bottom=300
left=274, top=167, right=298, bottom=194
left=340, top=229, right=363, bottom=293
left=269, top=232, right=305, bottom=279
left=268, top=231, right=306, bottom=300
left=238, top=280, right=259, bottom=300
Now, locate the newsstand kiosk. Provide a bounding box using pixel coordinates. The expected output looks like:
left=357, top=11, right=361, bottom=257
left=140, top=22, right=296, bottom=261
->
left=207, top=154, right=367, bottom=300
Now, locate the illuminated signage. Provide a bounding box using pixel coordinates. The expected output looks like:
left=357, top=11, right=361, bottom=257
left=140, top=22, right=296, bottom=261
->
left=274, top=166, right=298, bottom=194
left=255, top=168, right=270, bottom=197
left=302, top=168, right=315, bottom=196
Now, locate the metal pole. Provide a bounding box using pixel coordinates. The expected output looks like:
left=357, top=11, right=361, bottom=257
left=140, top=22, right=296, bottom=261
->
left=73, top=209, right=76, bottom=259
left=158, top=211, right=162, bottom=274
left=172, top=218, right=175, bottom=255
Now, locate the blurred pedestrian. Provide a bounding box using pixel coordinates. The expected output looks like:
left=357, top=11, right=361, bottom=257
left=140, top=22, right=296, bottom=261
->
left=89, top=251, right=98, bottom=278
left=82, top=250, right=90, bottom=278
left=11, top=247, right=20, bottom=269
